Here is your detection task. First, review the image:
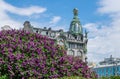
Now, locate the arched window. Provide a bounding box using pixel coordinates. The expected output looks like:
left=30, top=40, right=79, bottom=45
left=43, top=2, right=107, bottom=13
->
left=68, top=50, right=74, bottom=56
left=57, top=36, right=65, bottom=46
left=59, top=40, right=64, bottom=46
left=77, top=51, right=82, bottom=56
left=75, top=23, right=79, bottom=33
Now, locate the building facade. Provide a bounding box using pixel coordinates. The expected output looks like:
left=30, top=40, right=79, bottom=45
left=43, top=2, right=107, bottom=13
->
left=93, top=55, right=120, bottom=77
left=23, top=8, right=88, bottom=62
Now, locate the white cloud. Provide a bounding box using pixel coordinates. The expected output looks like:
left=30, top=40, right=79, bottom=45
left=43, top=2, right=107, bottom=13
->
left=85, top=0, right=120, bottom=63
left=85, top=22, right=120, bottom=62
left=0, top=0, right=46, bottom=29
left=98, top=0, right=120, bottom=14
left=49, top=16, right=61, bottom=24
left=0, top=0, right=46, bottom=16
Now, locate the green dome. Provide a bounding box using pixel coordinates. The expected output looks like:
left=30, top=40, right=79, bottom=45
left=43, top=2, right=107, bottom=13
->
left=69, top=8, right=83, bottom=35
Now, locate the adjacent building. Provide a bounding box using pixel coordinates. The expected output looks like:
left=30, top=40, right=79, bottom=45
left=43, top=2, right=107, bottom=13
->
left=93, top=55, right=120, bottom=77
left=23, top=8, right=88, bottom=62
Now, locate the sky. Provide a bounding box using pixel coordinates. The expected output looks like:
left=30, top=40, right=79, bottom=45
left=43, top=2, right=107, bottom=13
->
left=0, top=0, right=120, bottom=63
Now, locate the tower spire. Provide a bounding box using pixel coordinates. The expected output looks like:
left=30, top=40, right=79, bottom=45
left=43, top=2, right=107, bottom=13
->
left=69, top=8, right=83, bottom=35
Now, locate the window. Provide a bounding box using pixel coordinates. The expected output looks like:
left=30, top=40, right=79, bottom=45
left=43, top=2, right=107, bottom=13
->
left=59, top=40, right=64, bottom=46
left=41, top=31, right=46, bottom=35
left=77, top=51, right=82, bottom=56
left=68, top=50, right=74, bottom=56
left=77, top=44, right=83, bottom=49
left=36, top=30, right=39, bottom=33
left=69, top=43, right=75, bottom=48
left=46, top=31, right=48, bottom=35
left=50, top=32, right=55, bottom=37
left=33, top=29, right=36, bottom=33
left=74, top=23, right=79, bottom=33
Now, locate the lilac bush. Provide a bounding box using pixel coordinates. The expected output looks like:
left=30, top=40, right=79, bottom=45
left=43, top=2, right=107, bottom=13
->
left=0, top=30, right=97, bottom=79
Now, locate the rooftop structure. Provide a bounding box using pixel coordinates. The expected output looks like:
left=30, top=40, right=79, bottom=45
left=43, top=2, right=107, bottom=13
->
left=99, top=55, right=120, bottom=66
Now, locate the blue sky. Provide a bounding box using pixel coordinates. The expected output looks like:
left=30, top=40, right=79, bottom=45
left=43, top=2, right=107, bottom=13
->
left=3, top=0, right=110, bottom=33
left=0, top=0, right=120, bottom=64
left=4, top=0, right=108, bottom=27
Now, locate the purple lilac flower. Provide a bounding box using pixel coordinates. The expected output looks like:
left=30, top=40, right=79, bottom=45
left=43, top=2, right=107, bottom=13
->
left=0, top=30, right=97, bottom=79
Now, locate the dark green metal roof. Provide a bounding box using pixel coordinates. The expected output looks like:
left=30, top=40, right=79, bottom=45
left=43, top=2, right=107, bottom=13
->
left=69, top=8, right=83, bottom=35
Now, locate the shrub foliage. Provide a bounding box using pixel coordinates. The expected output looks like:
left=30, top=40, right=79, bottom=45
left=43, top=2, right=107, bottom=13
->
left=0, top=30, right=97, bottom=79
